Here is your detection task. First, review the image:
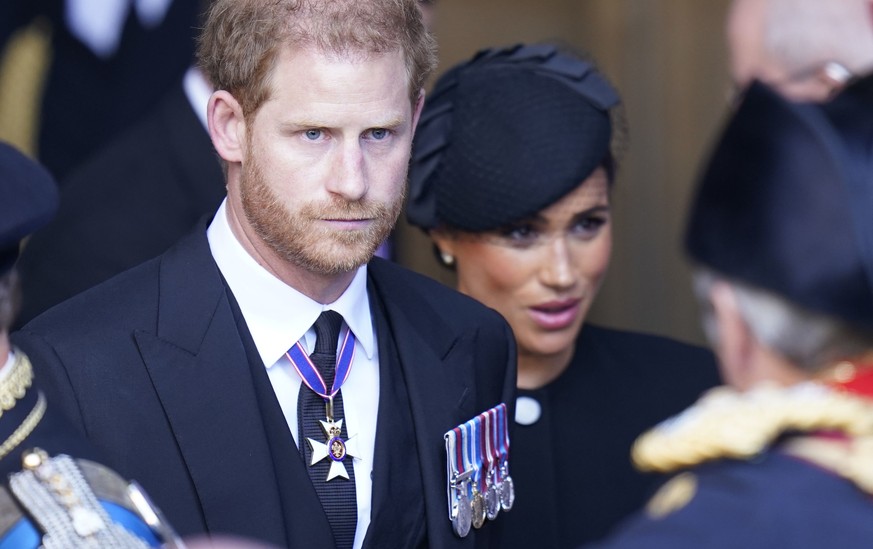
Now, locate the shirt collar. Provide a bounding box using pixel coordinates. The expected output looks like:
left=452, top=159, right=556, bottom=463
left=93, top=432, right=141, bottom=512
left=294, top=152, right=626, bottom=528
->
left=206, top=199, right=375, bottom=367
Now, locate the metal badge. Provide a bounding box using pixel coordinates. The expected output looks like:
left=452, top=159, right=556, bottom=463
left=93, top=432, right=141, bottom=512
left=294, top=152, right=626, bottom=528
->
left=484, top=481, right=500, bottom=521
left=471, top=488, right=486, bottom=529
left=499, top=467, right=515, bottom=511
left=307, top=419, right=359, bottom=481
left=452, top=488, right=472, bottom=538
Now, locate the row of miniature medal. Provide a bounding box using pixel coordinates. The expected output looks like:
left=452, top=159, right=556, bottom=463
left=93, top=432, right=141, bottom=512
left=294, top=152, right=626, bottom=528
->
left=444, top=403, right=514, bottom=538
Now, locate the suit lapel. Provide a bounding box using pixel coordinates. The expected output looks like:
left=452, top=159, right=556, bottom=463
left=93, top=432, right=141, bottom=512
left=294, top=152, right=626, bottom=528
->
left=133, top=229, right=286, bottom=546
left=367, top=260, right=479, bottom=547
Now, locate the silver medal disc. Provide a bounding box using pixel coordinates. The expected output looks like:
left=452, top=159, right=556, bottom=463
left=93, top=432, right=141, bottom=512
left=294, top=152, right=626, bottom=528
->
left=485, top=485, right=500, bottom=520
left=452, top=491, right=472, bottom=537
left=499, top=475, right=515, bottom=511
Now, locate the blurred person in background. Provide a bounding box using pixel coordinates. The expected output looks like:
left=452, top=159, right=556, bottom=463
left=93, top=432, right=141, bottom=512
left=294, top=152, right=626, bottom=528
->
left=0, top=141, right=182, bottom=548
left=589, top=77, right=873, bottom=549
left=407, top=43, right=720, bottom=547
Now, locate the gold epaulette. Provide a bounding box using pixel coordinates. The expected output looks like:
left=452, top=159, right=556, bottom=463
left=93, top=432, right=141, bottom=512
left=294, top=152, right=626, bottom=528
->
left=632, top=383, right=873, bottom=486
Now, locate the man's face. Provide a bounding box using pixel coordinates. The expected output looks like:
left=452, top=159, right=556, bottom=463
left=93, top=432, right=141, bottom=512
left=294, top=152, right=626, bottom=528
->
left=235, top=47, right=420, bottom=275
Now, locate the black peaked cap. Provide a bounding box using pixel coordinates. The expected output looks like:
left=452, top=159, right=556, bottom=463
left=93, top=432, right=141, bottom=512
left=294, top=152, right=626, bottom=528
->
left=686, top=79, right=873, bottom=328
left=0, top=142, right=59, bottom=275
left=408, top=43, right=620, bottom=232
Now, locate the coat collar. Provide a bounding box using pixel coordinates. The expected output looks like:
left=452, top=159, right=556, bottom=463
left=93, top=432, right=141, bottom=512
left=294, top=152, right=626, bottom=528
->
left=133, top=227, right=288, bottom=546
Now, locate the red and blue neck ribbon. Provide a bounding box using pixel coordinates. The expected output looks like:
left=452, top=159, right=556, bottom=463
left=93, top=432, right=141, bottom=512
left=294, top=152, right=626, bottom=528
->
left=286, top=327, right=356, bottom=401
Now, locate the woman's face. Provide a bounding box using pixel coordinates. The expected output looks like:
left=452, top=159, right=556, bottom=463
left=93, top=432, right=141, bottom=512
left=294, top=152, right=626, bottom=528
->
left=434, top=168, right=612, bottom=362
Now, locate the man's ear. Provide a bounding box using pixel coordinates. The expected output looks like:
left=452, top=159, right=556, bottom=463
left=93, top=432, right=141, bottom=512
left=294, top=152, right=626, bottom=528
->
left=208, top=90, right=247, bottom=164
left=710, top=281, right=755, bottom=388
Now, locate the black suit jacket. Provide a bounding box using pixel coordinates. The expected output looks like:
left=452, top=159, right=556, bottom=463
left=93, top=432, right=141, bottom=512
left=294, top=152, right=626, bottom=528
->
left=16, top=83, right=224, bottom=327
left=13, top=226, right=517, bottom=548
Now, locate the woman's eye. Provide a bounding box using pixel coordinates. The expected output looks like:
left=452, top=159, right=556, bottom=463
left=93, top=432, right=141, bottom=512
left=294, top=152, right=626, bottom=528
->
left=500, top=224, right=537, bottom=242
left=573, top=216, right=607, bottom=236
left=304, top=129, right=322, bottom=140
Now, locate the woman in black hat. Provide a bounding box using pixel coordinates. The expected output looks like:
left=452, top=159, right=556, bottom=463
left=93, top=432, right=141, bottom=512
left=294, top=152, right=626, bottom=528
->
left=407, top=44, right=720, bottom=547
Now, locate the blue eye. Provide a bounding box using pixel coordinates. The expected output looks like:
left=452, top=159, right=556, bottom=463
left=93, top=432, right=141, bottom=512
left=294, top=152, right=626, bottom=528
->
left=304, top=129, right=322, bottom=140
left=369, top=128, right=389, bottom=140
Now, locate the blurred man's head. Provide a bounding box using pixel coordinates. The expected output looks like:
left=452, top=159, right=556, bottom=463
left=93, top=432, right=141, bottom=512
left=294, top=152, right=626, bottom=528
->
left=686, top=79, right=873, bottom=387
left=728, top=0, right=873, bottom=100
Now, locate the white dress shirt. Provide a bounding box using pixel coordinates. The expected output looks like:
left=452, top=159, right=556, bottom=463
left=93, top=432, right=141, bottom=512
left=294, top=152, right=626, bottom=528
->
left=207, top=199, right=379, bottom=549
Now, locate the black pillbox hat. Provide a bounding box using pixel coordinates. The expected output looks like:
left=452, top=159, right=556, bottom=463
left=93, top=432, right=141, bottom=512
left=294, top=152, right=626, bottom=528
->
left=408, top=44, right=620, bottom=232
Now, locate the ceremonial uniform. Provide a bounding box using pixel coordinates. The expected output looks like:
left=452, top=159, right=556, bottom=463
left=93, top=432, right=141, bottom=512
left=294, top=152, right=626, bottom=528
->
left=0, top=351, right=179, bottom=548
left=589, top=383, right=873, bottom=549
left=587, top=74, right=873, bottom=548
left=0, top=140, right=181, bottom=547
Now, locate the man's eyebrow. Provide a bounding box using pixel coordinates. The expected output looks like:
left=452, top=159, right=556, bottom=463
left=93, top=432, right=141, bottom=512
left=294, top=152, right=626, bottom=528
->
left=278, top=115, right=407, bottom=130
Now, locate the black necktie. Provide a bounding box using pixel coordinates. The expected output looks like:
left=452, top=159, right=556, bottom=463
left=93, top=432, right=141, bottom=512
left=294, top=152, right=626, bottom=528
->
left=297, top=310, right=357, bottom=549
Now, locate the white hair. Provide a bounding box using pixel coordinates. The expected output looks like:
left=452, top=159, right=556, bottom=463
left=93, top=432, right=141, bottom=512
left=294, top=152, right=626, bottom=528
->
left=764, top=0, right=873, bottom=75
left=693, top=268, right=873, bottom=373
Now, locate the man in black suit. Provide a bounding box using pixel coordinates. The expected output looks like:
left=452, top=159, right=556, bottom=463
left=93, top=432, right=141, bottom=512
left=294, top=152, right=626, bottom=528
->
left=14, top=67, right=222, bottom=327
left=13, top=1, right=517, bottom=548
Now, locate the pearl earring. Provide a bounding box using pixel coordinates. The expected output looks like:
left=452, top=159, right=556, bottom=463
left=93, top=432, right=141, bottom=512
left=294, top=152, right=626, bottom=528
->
left=440, top=252, right=455, bottom=266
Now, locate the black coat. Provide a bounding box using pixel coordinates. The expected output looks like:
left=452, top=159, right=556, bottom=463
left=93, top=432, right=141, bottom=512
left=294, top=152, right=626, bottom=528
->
left=13, top=226, right=517, bottom=548
left=16, top=83, right=224, bottom=327
left=504, top=324, right=720, bottom=548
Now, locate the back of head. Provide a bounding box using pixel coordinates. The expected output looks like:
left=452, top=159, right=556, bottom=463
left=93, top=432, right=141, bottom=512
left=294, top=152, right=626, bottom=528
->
left=407, top=43, right=622, bottom=233
left=686, top=77, right=873, bottom=370
left=197, top=0, right=437, bottom=117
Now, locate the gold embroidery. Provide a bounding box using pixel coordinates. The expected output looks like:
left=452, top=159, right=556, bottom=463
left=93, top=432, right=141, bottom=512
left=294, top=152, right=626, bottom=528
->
left=0, top=352, right=34, bottom=417
left=645, top=472, right=698, bottom=519
left=0, top=392, right=46, bottom=461
left=632, top=382, right=873, bottom=494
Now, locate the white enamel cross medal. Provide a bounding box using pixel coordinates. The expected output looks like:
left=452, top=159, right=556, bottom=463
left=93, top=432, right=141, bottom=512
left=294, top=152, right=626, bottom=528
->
left=307, top=418, right=359, bottom=481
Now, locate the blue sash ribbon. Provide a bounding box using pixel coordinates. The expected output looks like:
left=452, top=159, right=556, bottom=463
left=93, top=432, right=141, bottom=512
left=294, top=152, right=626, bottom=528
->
left=286, top=326, right=356, bottom=402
